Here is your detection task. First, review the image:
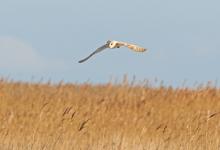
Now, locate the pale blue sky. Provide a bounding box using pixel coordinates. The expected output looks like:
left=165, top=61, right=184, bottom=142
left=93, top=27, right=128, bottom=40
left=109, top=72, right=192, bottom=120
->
left=0, top=0, right=220, bottom=86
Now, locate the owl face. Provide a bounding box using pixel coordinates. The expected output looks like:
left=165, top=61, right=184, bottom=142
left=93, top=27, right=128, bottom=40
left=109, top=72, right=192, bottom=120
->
left=109, top=41, right=117, bottom=48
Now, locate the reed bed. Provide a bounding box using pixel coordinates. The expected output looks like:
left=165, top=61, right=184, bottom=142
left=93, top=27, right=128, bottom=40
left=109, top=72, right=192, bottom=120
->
left=0, top=79, right=220, bottom=150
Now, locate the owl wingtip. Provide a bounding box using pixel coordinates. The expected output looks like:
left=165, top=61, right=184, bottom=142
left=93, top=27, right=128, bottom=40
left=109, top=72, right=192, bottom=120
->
left=78, top=60, right=83, bottom=63
left=143, top=47, right=148, bottom=51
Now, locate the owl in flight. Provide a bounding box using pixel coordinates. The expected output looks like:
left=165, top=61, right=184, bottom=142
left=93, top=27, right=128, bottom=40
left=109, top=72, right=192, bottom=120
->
left=78, top=40, right=147, bottom=63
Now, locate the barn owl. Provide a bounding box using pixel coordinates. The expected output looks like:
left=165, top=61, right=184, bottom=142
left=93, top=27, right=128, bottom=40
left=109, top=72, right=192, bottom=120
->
left=78, top=40, right=147, bottom=63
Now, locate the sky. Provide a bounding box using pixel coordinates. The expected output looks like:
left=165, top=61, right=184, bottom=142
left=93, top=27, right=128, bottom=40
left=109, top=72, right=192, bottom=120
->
left=0, top=0, right=220, bottom=87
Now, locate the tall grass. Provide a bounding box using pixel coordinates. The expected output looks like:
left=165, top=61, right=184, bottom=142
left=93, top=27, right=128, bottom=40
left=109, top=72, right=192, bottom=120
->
left=0, top=79, right=220, bottom=150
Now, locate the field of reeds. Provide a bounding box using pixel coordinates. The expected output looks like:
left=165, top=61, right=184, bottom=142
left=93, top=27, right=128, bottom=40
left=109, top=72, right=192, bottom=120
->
left=0, top=79, right=220, bottom=150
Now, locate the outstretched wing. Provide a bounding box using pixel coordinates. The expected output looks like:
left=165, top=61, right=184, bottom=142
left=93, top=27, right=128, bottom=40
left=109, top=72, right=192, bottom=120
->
left=78, top=44, right=109, bottom=63
left=117, top=41, right=147, bottom=52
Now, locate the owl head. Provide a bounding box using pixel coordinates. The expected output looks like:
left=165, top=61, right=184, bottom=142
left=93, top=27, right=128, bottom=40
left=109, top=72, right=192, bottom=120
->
left=108, top=41, right=117, bottom=49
